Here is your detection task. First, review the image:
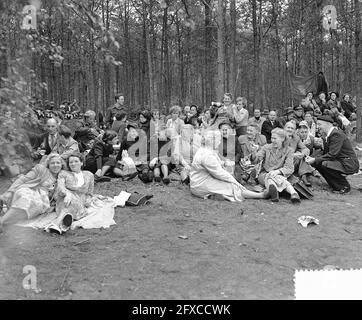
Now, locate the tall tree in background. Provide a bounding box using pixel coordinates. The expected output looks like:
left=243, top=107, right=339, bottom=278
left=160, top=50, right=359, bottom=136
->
left=216, top=0, right=225, bottom=100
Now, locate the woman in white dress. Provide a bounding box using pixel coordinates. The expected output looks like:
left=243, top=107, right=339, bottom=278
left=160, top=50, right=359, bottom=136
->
left=190, top=130, right=267, bottom=202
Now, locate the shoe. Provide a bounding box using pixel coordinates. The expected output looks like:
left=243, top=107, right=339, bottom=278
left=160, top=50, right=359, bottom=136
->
left=94, top=175, right=111, bottom=182
left=268, top=184, right=279, bottom=202
left=0, top=199, right=4, bottom=215
left=332, top=186, right=351, bottom=195
left=208, top=194, right=224, bottom=201
left=62, top=214, right=73, bottom=228
left=163, top=177, right=170, bottom=185
left=301, top=175, right=312, bottom=187
left=154, top=176, right=162, bottom=183
left=290, top=193, right=301, bottom=204
left=182, top=176, right=190, bottom=185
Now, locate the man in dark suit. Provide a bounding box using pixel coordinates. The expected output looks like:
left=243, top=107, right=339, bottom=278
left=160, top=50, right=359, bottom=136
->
left=32, top=118, right=59, bottom=159
left=261, top=110, right=283, bottom=143
left=306, top=115, right=359, bottom=194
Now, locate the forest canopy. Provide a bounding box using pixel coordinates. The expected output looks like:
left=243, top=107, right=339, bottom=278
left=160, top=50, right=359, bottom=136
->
left=0, top=0, right=361, bottom=116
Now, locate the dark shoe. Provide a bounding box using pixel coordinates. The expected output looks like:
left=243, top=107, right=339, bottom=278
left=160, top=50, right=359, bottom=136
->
left=0, top=199, right=4, bottom=215
left=94, top=175, right=111, bottom=183
left=154, top=176, right=162, bottom=183
left=138, top=173, right=149, bottom=183
left=268, top=184, right=279, bottom=202
left=147, top=171, right=154, bottom=183
left=62, top=214, right=73, bottom=228
left=291, top=193, right=301, bottom=204
left=163, top=177, right=170, bottom=185
left=208, top=194, right=224, bottom=201
left=182, top=176, right=190, bottom=185
left=301, top=175, right=312, bottom=187
left=332, top=186, right=351, bottom=195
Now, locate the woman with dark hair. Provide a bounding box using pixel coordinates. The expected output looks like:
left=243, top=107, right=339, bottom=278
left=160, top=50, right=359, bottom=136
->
left=327, top=92, right=342, bottom=112
left=83, top=130, right=119, bottom=182
left=340, top=94, right=357, bottom=120
left=48, top=152, right=94, bottom=233
left=52, top=125, right=80, bottom=165
left=0, top=153, right=63, bottom=231
left=139, top=110, right=152, bottom=138
left=257, top=128, right=301, bottom=203
left=301, top=92, right=317, bottom=113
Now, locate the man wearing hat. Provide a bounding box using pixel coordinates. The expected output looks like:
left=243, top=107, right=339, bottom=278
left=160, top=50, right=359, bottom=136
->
left=293, top=105, right=304, bottom=127
left=305, top=115, right=359, bottom=194
left=280, top=107, right=295, bottom=127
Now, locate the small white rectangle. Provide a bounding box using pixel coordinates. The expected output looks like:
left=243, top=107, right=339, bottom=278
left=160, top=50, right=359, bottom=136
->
left=295, top=270, right=362, bottom=300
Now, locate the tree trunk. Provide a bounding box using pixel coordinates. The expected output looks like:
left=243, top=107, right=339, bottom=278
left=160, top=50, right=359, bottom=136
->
left=230, top=0, right=237, bottom=97
left=355, top=0, right=362, bottom=142
left=216, top=0, right=225, bottom=101
left=204, top=0, right=212, bottom=104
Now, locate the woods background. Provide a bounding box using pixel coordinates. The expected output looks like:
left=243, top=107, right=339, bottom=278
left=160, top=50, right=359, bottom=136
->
left=0, top=0, right=361, bottom=117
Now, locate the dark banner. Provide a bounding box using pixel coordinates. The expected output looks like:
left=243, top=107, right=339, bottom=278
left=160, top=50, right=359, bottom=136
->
left=288, top=71, right=317, bottom=102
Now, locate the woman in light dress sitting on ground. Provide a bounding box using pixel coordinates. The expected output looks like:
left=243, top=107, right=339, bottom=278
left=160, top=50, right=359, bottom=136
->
left=48, top=152, right=94, bottom=234
left=0, top=153, right=63, bottom=232
left=190, top=130, right=267, bottom=202
left=256, top=128, right=301, bottom=203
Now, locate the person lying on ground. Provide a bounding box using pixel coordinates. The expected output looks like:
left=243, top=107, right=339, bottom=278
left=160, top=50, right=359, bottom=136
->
left=305, top=115, right=360, bottom=195
left=190, top=130, right=267, bottom=202
left=0, top=153, right=63, bottom=232
left=234, top=124, right=267, bottom=185
left=83, top=130, right=119, bottom=182
left=256, top=128, right=301, bottom=203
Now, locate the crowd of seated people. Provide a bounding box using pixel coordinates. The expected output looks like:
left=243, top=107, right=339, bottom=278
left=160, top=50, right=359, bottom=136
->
left=1, top=90, right=360, bottom=232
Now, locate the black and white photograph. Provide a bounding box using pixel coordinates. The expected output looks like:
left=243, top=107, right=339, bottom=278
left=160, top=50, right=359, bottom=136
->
left=0, top=0, right=362, bottom=303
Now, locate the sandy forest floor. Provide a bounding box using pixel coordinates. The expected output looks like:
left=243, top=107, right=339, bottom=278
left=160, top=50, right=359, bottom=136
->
left=0, top=170, right=362, bottom=300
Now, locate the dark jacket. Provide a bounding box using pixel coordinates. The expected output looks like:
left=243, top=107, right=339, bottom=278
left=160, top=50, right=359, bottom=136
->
left=105, top=103, right=127, bottom=126
left=73, top=120, right=101, bottom=152
left=86, top=138, right=114, bottom=170
left=261, top=119, right=283, bottom=143
left=315, top=128, right=359, bottom=174
left=340, top=101, right=356, bottom=119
